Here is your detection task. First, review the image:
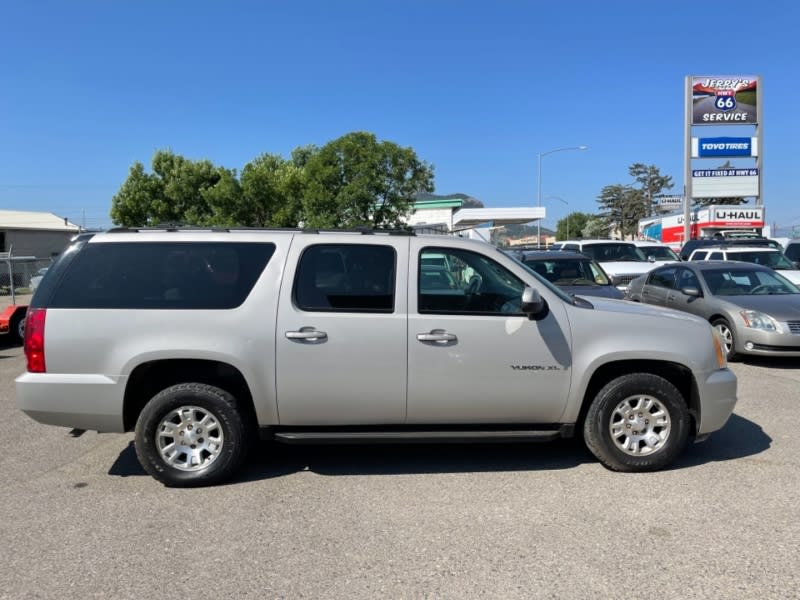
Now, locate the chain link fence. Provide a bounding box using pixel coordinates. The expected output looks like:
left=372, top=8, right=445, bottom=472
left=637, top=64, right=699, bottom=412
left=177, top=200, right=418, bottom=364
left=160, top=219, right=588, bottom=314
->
left=0, top=258, right=54, bottom=295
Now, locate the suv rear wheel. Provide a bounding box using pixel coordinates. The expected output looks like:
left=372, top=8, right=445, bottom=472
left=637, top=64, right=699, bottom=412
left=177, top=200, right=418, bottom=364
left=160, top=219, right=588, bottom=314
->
left=135, top=383, right=249, bottom=487
left=583, top=373, right=689, bottom=472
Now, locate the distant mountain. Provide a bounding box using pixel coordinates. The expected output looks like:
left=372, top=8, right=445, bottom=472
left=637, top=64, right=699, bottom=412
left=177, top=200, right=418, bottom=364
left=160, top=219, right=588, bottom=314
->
left=415, top=192, right=485, bottom=208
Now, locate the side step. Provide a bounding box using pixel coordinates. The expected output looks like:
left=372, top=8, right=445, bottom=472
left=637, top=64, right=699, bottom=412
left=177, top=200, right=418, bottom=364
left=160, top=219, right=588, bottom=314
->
left=268, top=428, right=568, bottom=445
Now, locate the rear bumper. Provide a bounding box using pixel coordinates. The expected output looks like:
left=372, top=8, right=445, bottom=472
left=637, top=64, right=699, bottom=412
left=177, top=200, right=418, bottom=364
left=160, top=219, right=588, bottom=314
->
left=15, top=372, right=127, bottom=432
left=696, top=368, right=738, bottom=436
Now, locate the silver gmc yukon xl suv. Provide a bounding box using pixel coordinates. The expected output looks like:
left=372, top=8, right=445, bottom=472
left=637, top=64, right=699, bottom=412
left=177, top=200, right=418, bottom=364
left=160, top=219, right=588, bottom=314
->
left=17, top=229, right=737, bottom=487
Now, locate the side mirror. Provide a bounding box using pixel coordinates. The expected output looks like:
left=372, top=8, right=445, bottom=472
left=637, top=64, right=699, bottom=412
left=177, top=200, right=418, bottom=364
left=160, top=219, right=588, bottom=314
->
left=647, top=254, right=656, bottom=263
left=681, top=286, right=701, bottom=297
left=521, top=286, right=547, bottom=317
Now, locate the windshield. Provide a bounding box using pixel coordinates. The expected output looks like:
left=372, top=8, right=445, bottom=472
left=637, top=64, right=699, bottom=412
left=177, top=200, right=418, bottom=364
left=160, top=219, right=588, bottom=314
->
left=728, top=251, right=796, bottom=270
left=701, top=268, right=800, bottom=296
left=580, top=243, right=647, bottom=262
left=522, top=257, right=610, bottom=285
left=504, top=253, right=575, bottom=303
left=639, top=246, right=679, bottom=261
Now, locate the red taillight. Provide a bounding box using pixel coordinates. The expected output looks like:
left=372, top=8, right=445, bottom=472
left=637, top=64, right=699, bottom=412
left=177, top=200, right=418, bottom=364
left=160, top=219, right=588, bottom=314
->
left=24, top=308, right=46, bottom=373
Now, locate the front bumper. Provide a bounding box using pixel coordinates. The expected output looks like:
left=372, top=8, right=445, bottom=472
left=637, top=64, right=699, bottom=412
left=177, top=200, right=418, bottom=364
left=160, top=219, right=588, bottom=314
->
left=695, top=368, right=738, bottom=436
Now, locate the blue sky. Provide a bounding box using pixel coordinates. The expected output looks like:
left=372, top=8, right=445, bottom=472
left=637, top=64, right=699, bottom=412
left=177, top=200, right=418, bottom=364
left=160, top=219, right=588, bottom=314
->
left=1, top=0, right=798, bottom=234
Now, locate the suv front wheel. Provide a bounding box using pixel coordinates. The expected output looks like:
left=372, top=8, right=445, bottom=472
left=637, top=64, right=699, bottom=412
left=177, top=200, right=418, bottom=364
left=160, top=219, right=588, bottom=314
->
left=135, top=383, right=249, bottom=487
left=583, top=373, right=689, bottom=472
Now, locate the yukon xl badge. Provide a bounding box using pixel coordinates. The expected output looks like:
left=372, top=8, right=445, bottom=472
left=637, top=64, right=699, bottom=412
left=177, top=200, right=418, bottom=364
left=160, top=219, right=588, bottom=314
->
left=510, top=365, right=561, bottom=371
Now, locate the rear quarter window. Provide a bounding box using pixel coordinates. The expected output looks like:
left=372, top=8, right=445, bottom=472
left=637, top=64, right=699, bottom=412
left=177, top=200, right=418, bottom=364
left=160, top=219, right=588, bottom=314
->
left=43, top=242, right=275, bottom=309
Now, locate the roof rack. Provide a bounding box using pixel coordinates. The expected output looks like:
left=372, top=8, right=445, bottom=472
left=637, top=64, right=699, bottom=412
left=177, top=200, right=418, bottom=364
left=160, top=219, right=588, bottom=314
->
left=106, top=226, right=416, bottom=236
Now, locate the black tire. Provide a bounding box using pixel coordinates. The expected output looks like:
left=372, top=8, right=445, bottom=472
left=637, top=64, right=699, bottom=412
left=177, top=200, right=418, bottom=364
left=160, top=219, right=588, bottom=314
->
left=135, top=383, right=248, bottom=487
left=712, top=318, right=739, bottom=361
left=10, top=311, right=25, bottom=345
left=583, top=373, right=690, bottom=472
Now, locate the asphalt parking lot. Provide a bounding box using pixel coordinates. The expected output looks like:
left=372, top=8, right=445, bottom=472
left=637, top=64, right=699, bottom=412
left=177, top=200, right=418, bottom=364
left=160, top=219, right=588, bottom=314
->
left=1, top=341, right=799, bottom=599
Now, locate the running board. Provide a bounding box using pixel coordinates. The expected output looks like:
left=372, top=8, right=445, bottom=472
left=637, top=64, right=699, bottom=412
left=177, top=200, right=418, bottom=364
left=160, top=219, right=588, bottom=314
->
left=268, top=429, right=566, bottom=444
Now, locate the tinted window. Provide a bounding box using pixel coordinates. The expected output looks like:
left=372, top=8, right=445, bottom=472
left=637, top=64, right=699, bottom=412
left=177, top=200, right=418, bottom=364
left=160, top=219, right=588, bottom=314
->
left=709, top=251, right=724, bottom=260
left=649, top=267, right=677, bottom=289
left=46, top=242, right=275, bottom=309
left=294, top=244, right=395, bottom=312
left=690, top=251, right=708, bottom=260
left=418, top=248, right=525, bottom=315
left=785, top=243, right=800, bottom=262
left=677, top=268, right=700, bottom=290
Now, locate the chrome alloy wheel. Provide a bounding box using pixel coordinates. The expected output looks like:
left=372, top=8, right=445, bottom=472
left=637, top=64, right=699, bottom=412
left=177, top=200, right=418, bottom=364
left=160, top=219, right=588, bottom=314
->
left=609, top=395, right=671, bottom=456
left=714, top=322, right=734, bottom=355
left=156, top=406, right=224, bottom=471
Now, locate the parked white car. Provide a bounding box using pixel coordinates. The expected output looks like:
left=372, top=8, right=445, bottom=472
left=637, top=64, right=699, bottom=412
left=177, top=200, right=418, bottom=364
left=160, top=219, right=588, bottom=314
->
left=29, top=267, right=49, bottom=292
left=687, top=246, right=800, bottom=285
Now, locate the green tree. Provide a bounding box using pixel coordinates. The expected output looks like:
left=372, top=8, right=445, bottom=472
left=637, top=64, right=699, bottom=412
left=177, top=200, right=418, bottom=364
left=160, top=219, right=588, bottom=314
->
left=111, top=150, right=227, bottom=226
left=629, top=163, right=674, bottom=217
left=556, top=211, right=590, bottom=240
left=582, top=217, right=610, bottom=239
left=238, top=153, right=305, bottom=227
left=302, top=131, right=434, bottom=228
left=109, top=161, right=164, bottom=226
left=597, top=184, right=645, bottom=240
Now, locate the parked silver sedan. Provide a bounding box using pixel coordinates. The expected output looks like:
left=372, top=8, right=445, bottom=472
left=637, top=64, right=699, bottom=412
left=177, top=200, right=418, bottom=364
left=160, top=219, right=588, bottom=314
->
left=626, top=260, right=800, bottom=360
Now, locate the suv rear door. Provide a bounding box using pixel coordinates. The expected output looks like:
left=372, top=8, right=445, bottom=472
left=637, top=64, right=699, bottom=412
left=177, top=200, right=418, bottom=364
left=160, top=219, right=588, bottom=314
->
left=275, top=236, right=409, bottom=425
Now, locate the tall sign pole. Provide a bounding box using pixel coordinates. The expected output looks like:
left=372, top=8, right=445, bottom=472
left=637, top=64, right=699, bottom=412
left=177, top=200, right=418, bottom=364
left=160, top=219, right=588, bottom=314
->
left=685, top=75, right=761, bottom=241
left=683, top=76, right=692, bottom=246
left=756, top=79, right=763, bottom=206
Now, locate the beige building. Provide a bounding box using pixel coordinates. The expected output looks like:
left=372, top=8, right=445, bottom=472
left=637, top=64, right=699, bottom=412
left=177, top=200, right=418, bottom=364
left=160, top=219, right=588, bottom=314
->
left=0, top=210, right=81, bottom=258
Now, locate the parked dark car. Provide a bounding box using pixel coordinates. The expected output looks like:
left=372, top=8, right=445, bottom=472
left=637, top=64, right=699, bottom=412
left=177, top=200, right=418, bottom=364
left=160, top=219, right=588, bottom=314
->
left=678, top=237, right=783, bottom=261
left=508, top=250, right=625, bottom=299
left=626, top=260, right=800, bottom=360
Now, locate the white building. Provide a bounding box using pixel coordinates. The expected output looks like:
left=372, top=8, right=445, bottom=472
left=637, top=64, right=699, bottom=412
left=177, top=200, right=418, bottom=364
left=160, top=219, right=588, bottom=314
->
left=406, top=198, right=544, bottom=242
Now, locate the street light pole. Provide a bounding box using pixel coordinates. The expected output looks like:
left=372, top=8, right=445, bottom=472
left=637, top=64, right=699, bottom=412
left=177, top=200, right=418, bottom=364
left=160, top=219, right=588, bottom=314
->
left=537, top=145, right=587, bottom=247
left=544, top=195, right=569, bottom=240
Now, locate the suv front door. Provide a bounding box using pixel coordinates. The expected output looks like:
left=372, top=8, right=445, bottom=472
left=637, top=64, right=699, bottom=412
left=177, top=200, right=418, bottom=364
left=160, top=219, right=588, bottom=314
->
left=407, top=241, right=573, bottom=424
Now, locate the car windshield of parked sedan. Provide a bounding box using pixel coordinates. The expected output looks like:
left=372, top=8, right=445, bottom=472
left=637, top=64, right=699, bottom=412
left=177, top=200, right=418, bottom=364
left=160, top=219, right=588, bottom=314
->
left=726, top=250, right=797, bottom=270
left=580, top=243, right=647, bottom=262
left=701, top=268, right=800, bottom=296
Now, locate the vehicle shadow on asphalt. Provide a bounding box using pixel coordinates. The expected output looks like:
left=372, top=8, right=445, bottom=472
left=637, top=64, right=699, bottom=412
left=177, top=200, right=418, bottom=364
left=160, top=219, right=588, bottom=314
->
left=238, top=438, right=592, bottom=482
left=108, top=413, right=771, bottom=483
left=740, top=356, right=800, bottom=369
left=674, top=413, right=771, bottom=468
left=108, top=438, right=594, bottom=481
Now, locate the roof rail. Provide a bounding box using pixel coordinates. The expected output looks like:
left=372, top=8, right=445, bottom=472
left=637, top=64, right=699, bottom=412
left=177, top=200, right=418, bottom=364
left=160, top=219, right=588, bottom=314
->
left=103, top=226, right=416, bottom=236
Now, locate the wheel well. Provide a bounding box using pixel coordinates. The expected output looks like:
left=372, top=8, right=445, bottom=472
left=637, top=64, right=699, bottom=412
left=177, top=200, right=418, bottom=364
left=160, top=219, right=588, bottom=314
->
left=577, top=360, right=700, bottom=435
left=123, top=359, right=256, bottom=432
left=709, top=314, right=727, bottom=325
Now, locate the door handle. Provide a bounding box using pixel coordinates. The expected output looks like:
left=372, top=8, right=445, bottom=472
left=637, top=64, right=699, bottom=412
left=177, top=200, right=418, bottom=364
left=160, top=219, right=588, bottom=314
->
left=286, top=329, right=328, bottom=342
left=416, top=331, right=457, bottom=343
